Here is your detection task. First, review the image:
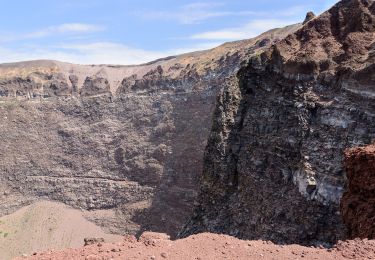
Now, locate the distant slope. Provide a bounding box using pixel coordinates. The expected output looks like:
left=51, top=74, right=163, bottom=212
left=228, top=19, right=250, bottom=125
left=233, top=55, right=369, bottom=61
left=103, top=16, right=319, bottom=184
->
left=0, top=24, right=300, bottom=95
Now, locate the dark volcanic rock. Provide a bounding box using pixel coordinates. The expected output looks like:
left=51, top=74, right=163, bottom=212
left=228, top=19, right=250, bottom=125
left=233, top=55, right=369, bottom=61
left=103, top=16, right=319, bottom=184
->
left=303, top=12, right=316, bottom=25
left=80, top=76, right=111, bottom=97
left=46, top=73, right=72, bottom=97
left=341, top=143, right=375, bottom=239
left=84, top=237, right=105, bottom=246
left=180, top=0, right=375, bottom=245
left=0, top=25, right=299, bottom=239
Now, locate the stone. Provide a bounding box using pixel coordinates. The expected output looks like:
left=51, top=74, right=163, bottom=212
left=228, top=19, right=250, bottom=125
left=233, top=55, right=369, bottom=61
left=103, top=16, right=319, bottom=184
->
left=0, top=29, right=294, bottom=240
left=303, top=12, right=316, bottom=24
left=180, top=0, right=375, bottom=245
left=84, top=238, right=105, bottom=246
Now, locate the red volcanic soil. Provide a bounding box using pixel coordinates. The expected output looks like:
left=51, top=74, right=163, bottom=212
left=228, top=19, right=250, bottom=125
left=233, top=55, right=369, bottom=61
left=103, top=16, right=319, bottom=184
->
left=16, top=232, right=375, bottom=260
left=341, top=143, right=375, bottom=240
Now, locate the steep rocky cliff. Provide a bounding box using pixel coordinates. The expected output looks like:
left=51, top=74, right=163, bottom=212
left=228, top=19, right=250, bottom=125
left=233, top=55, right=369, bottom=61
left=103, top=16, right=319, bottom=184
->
left=0, top=25, right=299, bottom=239
left=180, top=0, right=375, bottom=245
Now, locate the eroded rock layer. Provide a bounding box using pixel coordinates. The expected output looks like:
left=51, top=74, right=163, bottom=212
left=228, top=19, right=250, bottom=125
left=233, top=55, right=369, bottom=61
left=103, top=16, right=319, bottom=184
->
left=180, top=0, right=375, bottom=245
left=341, top=143, right=375, bottom=239
left=0, top=25, right=299, bottom=238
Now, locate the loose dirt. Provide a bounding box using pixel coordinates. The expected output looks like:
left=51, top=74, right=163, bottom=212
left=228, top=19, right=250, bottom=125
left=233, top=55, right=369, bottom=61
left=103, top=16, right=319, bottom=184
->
left=16, top=232, right=375, bottom=260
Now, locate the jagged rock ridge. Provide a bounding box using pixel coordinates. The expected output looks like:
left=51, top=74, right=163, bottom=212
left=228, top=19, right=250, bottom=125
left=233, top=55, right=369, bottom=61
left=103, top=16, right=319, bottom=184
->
left=180, top=0, right=375, bottom=245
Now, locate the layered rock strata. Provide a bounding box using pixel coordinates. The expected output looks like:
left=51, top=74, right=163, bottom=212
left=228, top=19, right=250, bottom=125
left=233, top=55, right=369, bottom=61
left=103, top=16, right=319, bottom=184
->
left=0, top=25, right=299, bottom=237
left=181, top=0, right=375, bottom=245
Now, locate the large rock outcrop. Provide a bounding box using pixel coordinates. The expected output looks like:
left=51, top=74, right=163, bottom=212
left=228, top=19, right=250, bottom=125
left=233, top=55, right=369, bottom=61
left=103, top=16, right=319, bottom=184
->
left=180, top=0, right=375, bottom=245
left=341, top=143, right=375, bottom=239
left=0, top=25, right=299, bottom=238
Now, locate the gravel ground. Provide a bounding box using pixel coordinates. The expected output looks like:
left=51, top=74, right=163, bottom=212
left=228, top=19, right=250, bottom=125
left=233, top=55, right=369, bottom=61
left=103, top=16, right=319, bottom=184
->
left=15, top=232, right=375, bottom=260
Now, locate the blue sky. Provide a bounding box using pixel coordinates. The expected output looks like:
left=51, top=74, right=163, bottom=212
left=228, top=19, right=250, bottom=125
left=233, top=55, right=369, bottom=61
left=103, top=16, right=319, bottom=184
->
left=0, top=0, right=338, bottom=65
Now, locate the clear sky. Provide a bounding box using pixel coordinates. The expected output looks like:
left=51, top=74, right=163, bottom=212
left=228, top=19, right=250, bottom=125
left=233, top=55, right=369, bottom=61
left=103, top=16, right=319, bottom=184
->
left=0, top=0, right=339, bottom=65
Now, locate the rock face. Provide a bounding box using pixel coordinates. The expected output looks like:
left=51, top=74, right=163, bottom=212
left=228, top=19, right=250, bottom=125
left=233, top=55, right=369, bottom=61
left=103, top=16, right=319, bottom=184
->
left=341, top=143, right=375, bottom=239
left=0, top=25, right=299, bottom=238
left=180, top=0, right=375, bottom=245
left=303, top=12, right=316, bottom=25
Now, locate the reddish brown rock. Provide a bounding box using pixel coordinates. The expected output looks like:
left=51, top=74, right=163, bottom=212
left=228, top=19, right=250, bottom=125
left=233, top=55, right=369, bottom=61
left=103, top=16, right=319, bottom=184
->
left=341, top=143, right=375, bottom=239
